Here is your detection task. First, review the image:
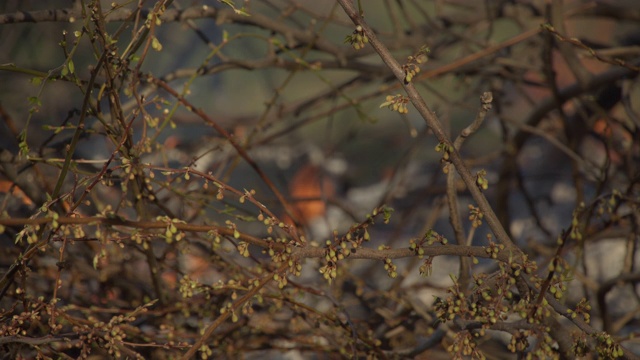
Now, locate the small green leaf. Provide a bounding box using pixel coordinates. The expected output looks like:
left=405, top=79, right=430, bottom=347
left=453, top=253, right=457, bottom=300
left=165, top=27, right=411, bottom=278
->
left=220, top=0, right=250, bottom=16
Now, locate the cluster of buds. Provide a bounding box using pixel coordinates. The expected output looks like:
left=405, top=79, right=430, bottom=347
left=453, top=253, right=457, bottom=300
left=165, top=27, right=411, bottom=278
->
left=424, top=229, right=448, bottom=245
left=476, top=169, right=489, bottom=190
left=419, top=257, right=433, bottom=276
left=507, top=331, right=531, bottom=353
left=380, top=94, right=409, bottom=114
left=447, top=331, right=482, bottom=358
left=484, top=236, right=504, bottom=259
left=594, top=332, right=625, bottom=358
left=435, top=141, right=453, bottom=160
left=344, top=25, right=368, bottom=50
left=468, top=204, right=483, bottom=228
left=409, top=238, right=426, bottom=257
left=403, top=46, right=429, bottom=84
left=434, top=285, right=468, bottom=322
left=157, top=216, right=186, bottom=243
left=383, top=258, right=397, bottom=278
left=567, top=298, right=592, bottom=324
left=319, top=261, right=337, bottom=282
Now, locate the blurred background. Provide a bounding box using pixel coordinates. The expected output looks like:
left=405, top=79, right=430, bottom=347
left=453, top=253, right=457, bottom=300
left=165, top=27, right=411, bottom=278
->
left=1, top=0, right=639, bottom=358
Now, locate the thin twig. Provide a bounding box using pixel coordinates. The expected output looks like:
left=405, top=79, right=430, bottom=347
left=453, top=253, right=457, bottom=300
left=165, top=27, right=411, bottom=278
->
left=337, top=0, right=519, bottom=255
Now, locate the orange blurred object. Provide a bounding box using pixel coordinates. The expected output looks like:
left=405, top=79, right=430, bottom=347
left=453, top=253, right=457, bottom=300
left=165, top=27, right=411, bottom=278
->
left=0, top=180, right=32, bottom=206
left=591, top=118, right=633, bottom=164
left=287, top=164, right=335, bottom=226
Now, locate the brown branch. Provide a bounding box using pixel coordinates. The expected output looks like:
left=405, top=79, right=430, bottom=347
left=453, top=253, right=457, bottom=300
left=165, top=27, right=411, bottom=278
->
left=0, top=6, right=220, bottom=24
left=180, top=264, right=283, bottom=359
left=497, top=57, right=640, bottom=232
left=0, top=5, right=344, bottom=60
left=161, top=58, right=387, bottom=83
left=548, top=1, right=592, bottom=86
left=0, top=215, right=518, bottom=262
left=0, top=8, right=78, bottom=24
left=512, top=58, right=640, bottom=153
left=544, top=24, right=640, bottom=72
left=516, top=272, right=640, bottom=360
left=0, top=215, right=272, bottom=248
left=336, top=0, right=519, bottom=256
left=0, top=333, right=81, bottom=345
left=150, top=77, right=302, bottom=242
left=447, top=91, right=493, bottom=292
left=408, top=27, right=542, bottom=87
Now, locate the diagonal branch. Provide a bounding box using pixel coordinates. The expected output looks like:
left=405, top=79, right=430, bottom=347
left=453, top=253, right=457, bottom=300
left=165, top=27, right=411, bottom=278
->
left=336, top=0, right=519, bottom=255
left=150, top=77, right=302, bottom=242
